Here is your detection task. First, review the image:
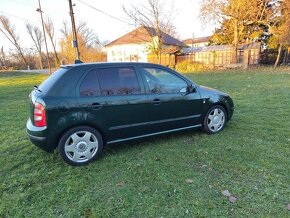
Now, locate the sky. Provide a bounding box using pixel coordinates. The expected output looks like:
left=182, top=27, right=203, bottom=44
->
left=0, top=0, right=215, bottom=52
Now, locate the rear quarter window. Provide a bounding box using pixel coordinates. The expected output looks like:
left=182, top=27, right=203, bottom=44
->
left=38, top=68, right=67, bottom=93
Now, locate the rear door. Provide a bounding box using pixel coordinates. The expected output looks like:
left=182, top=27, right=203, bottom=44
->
left=139, top=66, right=202, bottom=133
left=77, top=65, right=150, bottom=142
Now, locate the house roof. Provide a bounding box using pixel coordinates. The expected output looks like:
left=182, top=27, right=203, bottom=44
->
left=106, top=26, right=186, bottom=47
left=182, top=36, right=212, bottom=45
left=182, top=42, right=261, bottom=53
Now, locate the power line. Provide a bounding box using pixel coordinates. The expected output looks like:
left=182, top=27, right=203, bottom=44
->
left=0, top=10, right=38, bottom=25
left=76, top=0, right=134, bottom=26
left=9, top=0, right=36, bottom=7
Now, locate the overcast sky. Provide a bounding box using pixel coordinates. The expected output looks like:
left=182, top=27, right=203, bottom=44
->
left=0, top=0, right=215, bottom=52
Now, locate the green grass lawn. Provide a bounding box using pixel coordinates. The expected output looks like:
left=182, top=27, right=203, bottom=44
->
left=0, top=68, right=289, bottom=217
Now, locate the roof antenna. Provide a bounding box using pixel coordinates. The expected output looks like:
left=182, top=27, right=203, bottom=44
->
left=74, top=59, right=83, bottom=64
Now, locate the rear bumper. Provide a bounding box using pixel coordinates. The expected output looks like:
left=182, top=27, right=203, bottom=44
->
left=26, top=132, right=54, bottom=153
left=26, top=119, right=55, bottom=153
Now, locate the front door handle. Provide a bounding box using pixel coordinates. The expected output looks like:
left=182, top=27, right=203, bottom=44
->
left=91, top=102, right=102, bottom=110
left=152, top=98, right=161, bottom=105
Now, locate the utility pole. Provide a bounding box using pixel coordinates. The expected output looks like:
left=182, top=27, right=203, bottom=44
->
left=37, top=0, right=51, bottom=74
left=68, top=0, right=80, bottom=61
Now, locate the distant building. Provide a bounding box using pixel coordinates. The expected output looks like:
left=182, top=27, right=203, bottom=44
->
left=106, top=26, right=186, bottom=64
left=182, top=36, right=212, bottom=48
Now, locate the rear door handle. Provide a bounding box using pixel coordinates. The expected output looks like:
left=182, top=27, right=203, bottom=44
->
left=152, top=98, right=161, bottom=105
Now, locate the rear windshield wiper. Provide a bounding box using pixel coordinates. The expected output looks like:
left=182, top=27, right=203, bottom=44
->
left=34, top=85, right=42, bottom=93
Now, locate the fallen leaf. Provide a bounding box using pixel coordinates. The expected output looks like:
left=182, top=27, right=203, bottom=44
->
left=154, top=156, right=161, bottom=161
left=186, top=179, right=193, bottom=184
left=116, top=181, right=125, bottom=187
left=222, top=190, right=231, bottom=197
left=287, top=203, right=290, bottom=210
left=228, top=196, right=238, bottom=203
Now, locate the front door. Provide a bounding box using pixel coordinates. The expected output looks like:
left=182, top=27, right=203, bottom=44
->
left=139, top=66, right=202, bottom=133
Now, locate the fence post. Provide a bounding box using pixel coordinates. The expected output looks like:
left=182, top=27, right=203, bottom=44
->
left=243, top=50, right=249, bottom=69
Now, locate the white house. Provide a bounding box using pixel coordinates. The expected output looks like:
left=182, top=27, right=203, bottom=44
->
left=106, top=26, right=186, bottom=63
left=183, top=36, right=212, bottom=48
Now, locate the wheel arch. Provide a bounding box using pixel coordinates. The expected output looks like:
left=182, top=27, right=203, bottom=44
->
left=53, top=123, right=107, bottom=150
left=203, top=98, right=230, bottom=123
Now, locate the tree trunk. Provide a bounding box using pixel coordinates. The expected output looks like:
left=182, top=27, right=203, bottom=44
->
left=274, top=44, right=282, bottom=67
left=51, top=40, right=60, bottom=66
left=0, top=46, right=6, bottom=66
left=18, top=49, right=28, bottom=66
left=38, top=51, right=43, bottom=69
left=282, top=49, right=288, bottom=65
left=232, top=19, right=239, bottom=64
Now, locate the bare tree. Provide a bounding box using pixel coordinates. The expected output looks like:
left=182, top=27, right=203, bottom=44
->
left=76, top=20, right=100, bottom=48
left=0, top=15, right=28, bottom=65
left=44, top=16, right=60, bottom=65
left=60, top=21, right=70, bottom=40
left=26, top=23, right=43, bottom=69
left=123, top=0, right=176, bottom=63
left=0, top=46, right=6, bottom=66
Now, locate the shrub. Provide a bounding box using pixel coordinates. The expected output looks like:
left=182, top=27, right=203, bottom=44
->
left=175, top=60, right=207, bottom=73
left=0, top=66, right=14, bottom=72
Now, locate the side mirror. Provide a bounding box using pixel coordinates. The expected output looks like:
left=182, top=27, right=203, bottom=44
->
left=187, top=84, right=196, bottom=93
left=180, top=87, right=187, bottom=95
left=180, top=84, right=196, bottom=96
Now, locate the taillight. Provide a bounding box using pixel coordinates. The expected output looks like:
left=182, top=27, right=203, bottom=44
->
left=34, top=102, right=46, bottom=127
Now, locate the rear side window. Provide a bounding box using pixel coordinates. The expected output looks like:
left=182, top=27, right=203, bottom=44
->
left=97, top=67, right=141, bottom=95
left=80, top=70, right=101, bottom=97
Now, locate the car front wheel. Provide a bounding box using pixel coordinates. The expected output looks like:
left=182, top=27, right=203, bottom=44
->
left=203, top=105, right=227, bottom=134
left=58, top=126, right=103, bottom=166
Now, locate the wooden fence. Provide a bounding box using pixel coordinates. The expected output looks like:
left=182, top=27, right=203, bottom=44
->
left=147, top=43, right=263, bottom=68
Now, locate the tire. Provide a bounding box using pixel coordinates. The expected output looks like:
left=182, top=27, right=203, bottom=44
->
left=203, top=105, right=227, bottom=134
left=58, top=126, right=103, bottom=166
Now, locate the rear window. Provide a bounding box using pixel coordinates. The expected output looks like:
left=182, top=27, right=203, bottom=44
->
left=38, top=68, right=67, bottom=92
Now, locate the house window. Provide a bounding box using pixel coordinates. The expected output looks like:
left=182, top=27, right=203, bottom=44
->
left=111, top=51, right=116, bottom=61
left=118, top=50, right=122, bottom=61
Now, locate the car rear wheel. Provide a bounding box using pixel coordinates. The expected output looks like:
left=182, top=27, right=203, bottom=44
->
left=58, top=126, right=103, bottom=166
left=203, top=105, right=227, bottom=134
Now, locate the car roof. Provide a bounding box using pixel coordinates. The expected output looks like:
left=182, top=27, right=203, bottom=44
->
left=60, top=62, right=165, bottom=69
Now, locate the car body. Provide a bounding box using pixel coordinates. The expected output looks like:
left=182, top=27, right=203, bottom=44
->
left=27, top=62, right=234, bottom=166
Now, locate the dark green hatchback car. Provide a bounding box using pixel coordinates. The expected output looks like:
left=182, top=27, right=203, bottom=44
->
left=27, top=62, right=234, bottom=166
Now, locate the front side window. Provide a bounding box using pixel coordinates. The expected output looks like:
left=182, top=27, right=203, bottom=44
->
left=80, top=70, right=101, bottom=97
left=142, top=67, right=187, bottom=94
left=97, top=67, right=141, bottom=95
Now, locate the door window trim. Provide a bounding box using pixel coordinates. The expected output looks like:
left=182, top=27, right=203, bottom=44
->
left=76, top=65, right=146, bottom=97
